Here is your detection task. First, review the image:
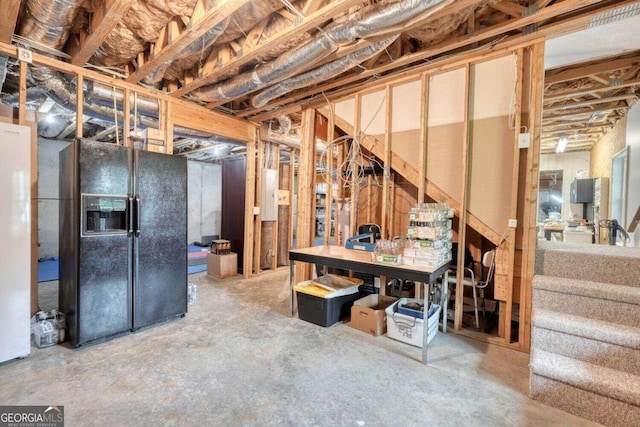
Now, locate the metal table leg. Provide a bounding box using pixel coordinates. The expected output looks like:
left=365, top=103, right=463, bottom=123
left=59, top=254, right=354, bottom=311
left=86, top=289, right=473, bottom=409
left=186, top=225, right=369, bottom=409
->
left=290, top=260, right=295, bottom=317
left=441, top=270, right=449, bottom=334
left=422, top=281, right=430, bottom=364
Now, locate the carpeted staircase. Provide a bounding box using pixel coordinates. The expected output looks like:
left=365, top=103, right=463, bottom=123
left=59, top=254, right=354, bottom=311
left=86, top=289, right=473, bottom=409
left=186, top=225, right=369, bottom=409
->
left=530, top=241, right=640, bottom=426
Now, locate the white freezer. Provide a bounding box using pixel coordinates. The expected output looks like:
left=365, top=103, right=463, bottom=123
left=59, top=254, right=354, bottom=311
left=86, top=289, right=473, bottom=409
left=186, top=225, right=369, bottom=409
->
left=0, top=121, right=31, bottom=363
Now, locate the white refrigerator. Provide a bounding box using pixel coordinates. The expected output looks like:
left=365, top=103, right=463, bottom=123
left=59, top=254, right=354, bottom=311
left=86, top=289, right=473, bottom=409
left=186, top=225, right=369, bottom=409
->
left=0, top=121, right=31, bottom=363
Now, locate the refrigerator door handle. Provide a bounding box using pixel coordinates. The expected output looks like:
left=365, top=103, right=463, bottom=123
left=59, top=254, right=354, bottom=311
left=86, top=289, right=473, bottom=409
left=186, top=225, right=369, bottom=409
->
left=128, top=196, right=134, bottom=235
left=135, top=195, right=141, bottom=237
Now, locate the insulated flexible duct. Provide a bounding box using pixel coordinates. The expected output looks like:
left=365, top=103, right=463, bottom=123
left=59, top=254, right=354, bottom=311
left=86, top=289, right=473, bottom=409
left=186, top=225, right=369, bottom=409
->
left=193, top=0, right=446, bottom=102
left=251, top=37, right=397, bottom=108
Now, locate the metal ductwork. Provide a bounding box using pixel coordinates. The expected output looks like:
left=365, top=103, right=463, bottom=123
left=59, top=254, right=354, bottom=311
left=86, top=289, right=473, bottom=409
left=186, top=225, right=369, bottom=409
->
left=251, top=37, right=398, bottom=108
left=193, top=0, right=446, bottom=102
left=18, top=0, right=82, bottom=50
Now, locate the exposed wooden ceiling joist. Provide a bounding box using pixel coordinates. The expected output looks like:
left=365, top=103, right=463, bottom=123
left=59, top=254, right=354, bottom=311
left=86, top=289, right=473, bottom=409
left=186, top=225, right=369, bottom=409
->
left=70, top=0, right=134, bottom=67
left=543, top=93, right=638, bottom=113
left=0, top=0, right=20, bottom=44
left=545, top=55, right=640, bottom=85
left=127, top=0, right=252, bottom=83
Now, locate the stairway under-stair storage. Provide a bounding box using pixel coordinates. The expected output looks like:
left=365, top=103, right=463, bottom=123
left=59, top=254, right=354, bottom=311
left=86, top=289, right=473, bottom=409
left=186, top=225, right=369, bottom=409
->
left=530, top=241, right=640, bottom=426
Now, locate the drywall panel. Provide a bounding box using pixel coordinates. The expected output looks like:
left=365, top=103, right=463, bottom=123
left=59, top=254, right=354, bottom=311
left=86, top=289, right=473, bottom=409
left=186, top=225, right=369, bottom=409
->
left=427, top=68, right=466, bottom=127
left=391, top=80, right=422, bottom=171
left=426, top=68, right=466, bottom=204
left=359, top=90, right=386, bottom=136
left=392, top=80, right=422, bottom=132
left=187, top=161, right=221, bottom=244
left=468, top=55, right=517, bottom=237
left=472, top=54, right=517, bottom=119
left=334, top=97, right=356, bottom=127
left=389, top=129, right=421, bottom=171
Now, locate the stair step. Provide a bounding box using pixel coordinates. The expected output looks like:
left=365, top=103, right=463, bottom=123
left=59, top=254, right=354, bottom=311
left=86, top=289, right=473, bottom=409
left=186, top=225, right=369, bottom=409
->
left=533, top=276, right=640, bottom=327
left=530, top=349, right=640, bottom=407
left=530, top=373, right=640, bottom=427
left=535, top=241, right=640, bottom=287
left=533, top=309, right=640, bottom=349
left=532, top=310, right=640, bottom=375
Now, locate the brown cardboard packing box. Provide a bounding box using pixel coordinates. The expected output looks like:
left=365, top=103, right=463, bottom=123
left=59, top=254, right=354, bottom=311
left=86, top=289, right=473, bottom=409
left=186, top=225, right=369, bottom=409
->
left=349, top=294, right=397, bottom=336
left=207, top=252, right=237, bottom=279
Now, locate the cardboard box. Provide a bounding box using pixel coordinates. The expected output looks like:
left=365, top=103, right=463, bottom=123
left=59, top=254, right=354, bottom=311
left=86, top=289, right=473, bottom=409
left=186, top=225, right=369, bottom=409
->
left=350, top=295, right=397, bottom=336
left=207, top=252, right=237, bottom=279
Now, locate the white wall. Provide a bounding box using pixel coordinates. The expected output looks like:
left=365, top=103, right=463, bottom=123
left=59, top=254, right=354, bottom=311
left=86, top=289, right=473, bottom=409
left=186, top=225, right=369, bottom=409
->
left=625, top=103, right=640, bottom=247
left=37, top=138, right=71, bottom=259
left=187, top=160, right=221, bottom=244
left=539, top=151, right=591, bottom=221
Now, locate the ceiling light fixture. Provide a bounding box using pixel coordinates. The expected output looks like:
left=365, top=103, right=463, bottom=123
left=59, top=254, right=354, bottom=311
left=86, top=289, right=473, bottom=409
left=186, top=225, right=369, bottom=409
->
left=556, top=137, right=568, bottom=153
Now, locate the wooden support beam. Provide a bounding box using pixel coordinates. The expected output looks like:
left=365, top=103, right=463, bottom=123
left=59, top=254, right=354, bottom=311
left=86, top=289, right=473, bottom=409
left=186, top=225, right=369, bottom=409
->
left=418, top=75, right=428, bottom=204
left=271, top=143, right=281, bottom=271
left=18, top=61, right=27, bottom=126
left=520, top=41, right=545, bottom=349
left=254, top=137, right=264, bottom=275
left=381, top=86, right=392, bottom=240
left=453, top=64, right=471, bottom=332
left=0, top=0, right=21, bottom=44
left=123, top=88, right=131, bottom=146
left=490, top=0, right=525, bottom=18
left=243, top=133, right=257, bottom=278
left=71, top=0, right=134, bottom=66
left=546, top=55, right=640, bottom=85
left=288, top=149, right=296, bottom=258
left=303, top=0, right=324, bottom=16
left=127, top=0, right=252, bottom=83
left=351, top=95, right=361, bottom=238
left=543, top=94, right=637, bottom=113
left=294, top=109, right=317, bottom=283
left=543, top=78, right=640, bottom=102
left=324, top=109, right=334, bottom=246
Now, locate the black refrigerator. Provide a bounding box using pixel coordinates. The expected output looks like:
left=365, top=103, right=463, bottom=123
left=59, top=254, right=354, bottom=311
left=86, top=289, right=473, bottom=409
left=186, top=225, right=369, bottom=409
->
left=59, top=139, right=187, bottom=347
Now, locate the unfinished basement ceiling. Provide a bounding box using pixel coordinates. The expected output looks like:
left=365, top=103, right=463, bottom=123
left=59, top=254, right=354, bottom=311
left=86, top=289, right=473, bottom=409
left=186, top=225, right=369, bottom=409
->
left=542, top=7, right=640, bottom=154
left=1, top=0, right=640, bottom=160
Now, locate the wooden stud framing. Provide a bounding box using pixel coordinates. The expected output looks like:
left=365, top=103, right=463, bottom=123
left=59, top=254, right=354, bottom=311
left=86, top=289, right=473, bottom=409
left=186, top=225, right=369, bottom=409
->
left=294, top=109, right=317, bottom=283
left=418, top=74, right=429, bottom=204
left=18, top=61, right=27, bottom=126
left=521, top=42, right=545, bottom=349
left=381, top=86, right=392, bottom=240
left=123, top=88, right=131, bottom=147
left=288, top=149, right=296, bottom=261
left=243, top=134, right=257, bottom=278
left=271, top=143, right=281, bottom=271
left=254, top=137, right=264, bottom=275
left=351, top=94, right=362, bottom=238
left=76, top=74, right=84, bottom=139
left=503, top=49, right=525, bottom=345
left=325, top=107, right=335, bottom=246
left=453, top=64, right=471, bottom=331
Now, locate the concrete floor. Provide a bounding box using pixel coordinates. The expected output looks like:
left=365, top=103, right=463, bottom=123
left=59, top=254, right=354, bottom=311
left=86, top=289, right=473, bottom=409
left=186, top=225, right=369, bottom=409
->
left=1, top=269, right=600, bottom=426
